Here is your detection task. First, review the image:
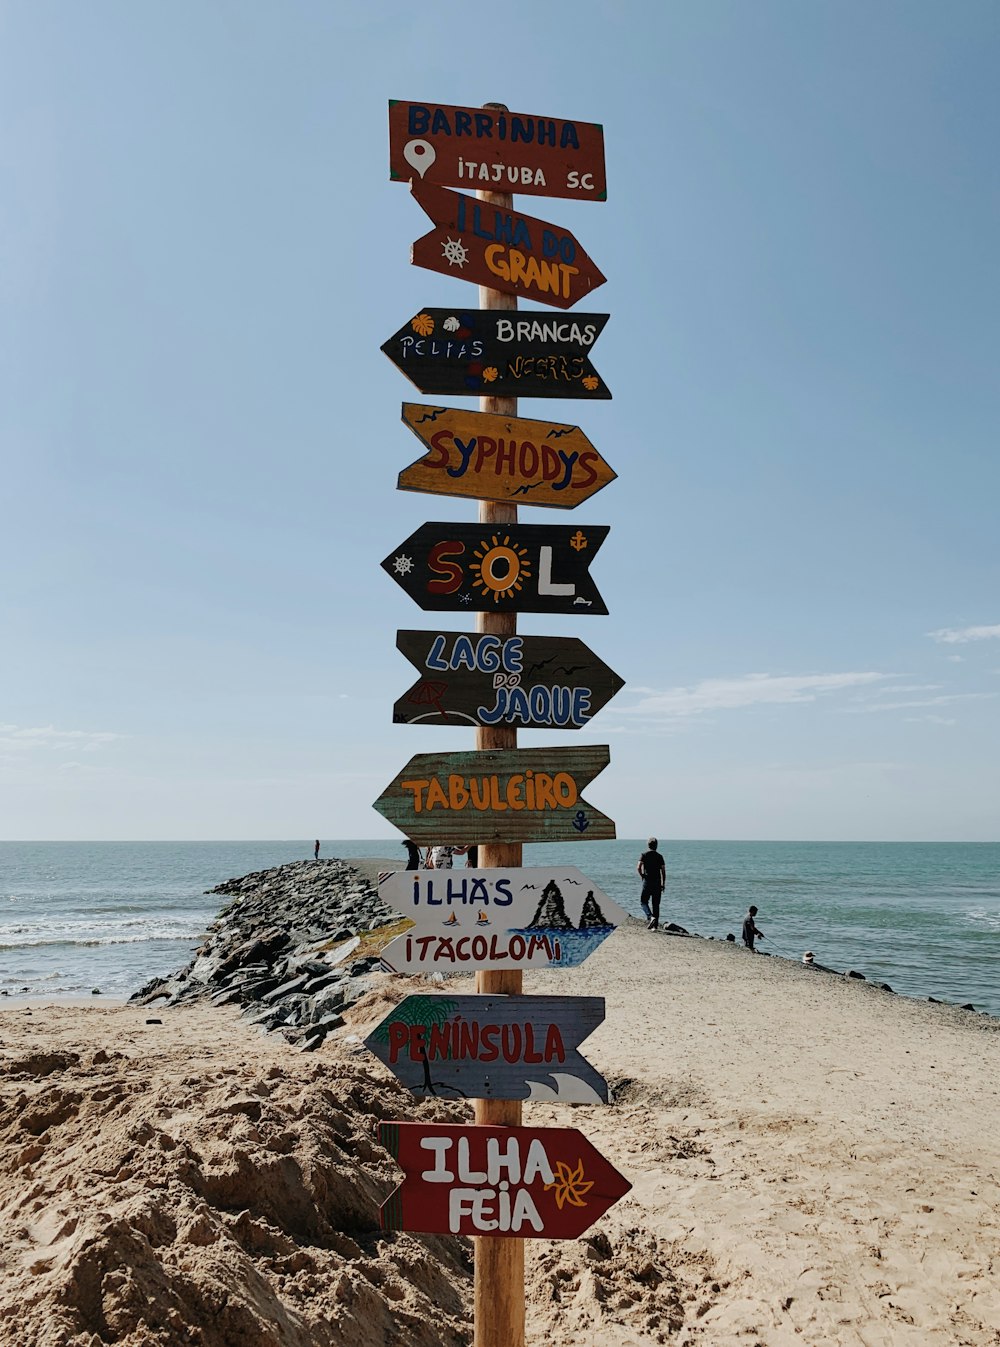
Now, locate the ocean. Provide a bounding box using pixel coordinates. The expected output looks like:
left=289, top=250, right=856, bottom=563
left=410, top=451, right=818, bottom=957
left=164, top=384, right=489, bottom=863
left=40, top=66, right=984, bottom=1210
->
left=1, top=840, right=998, bottom=1016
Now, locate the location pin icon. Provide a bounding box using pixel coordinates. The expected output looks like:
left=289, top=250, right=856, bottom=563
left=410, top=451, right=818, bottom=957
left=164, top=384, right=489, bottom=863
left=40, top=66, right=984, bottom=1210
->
left=403, top=138, right=436, bottom=179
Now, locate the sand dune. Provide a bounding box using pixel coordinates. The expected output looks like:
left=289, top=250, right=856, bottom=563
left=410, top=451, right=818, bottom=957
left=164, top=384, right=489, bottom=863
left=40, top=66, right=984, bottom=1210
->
left=2, top=917, right=998, bottom=1346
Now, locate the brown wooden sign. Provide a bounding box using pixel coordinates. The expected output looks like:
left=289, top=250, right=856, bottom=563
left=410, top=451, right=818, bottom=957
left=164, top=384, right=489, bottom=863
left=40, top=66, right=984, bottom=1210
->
left=364, top=993, right=608, bottom=1103
left=388, top=100, right=607, bottom=202
left=410, top=184, right=606, bottom=311
left=379, top=1122, right=631, bottom=1239
left=381, top=308, right=611, bottom=400
left=372, top=746, right=614, bottom=844
left=381, top=522, right=610, bottom=615
left=397, top=404, right=616, bottom=509
left=393, top=630, right=625, bottom=730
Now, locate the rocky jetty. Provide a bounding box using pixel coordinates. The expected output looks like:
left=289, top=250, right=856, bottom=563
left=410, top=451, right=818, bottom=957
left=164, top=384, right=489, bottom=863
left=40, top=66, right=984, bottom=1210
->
left=130, top=858, right=401, bottom=1051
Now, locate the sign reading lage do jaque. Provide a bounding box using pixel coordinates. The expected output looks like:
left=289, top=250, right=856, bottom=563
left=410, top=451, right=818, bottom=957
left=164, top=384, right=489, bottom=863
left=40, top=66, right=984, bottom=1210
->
left=365, top=993, right=608, bottom=1103
left=379, top=1122, right=630, bottom=1239
left=388, top=100, right=607, bottom=202
left=382, top=522, right=609, bottom=615
left=410, top=184, right=605, bottom=310
left=373, top=748, right=614, bottom=846
left=382, top=309, right=611, bottom=400
left=397, top=403, right=615, bottom=509
left=377, top=865, right=628, bottom=973
left=393, top=630, right=624, bottom=730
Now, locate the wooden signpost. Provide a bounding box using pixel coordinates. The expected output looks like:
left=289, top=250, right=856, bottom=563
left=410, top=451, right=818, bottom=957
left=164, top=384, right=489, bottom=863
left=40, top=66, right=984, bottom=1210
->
left=376, top=866, right=629, bottom=974
left=372, top=747, right=614, bottom=845
left=389, top=100, right=607, bottom=202
left=377, top=98, right=624, bottom=1347
left=381, top=522, right=610, bottom=615
left=393, top=629, right=624, bottom=730
left=379, top=1122, right=631, bottom=1239
left=396, top=403, right=616, bottom=508
left=410, top=184, right=606, bottom=310
left=364, top=993, right=609, bottom=1102
left=381, top=309, right=611, bottom=400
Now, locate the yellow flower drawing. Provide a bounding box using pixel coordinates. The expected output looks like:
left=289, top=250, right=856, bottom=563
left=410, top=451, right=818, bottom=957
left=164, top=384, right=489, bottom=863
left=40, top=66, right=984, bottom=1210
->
left=544, top=1159, right=594, bottom=1210
left=411, top=313, right=435, bottom=336
left=482, top=366, right=499, bottom=382
left=582, top=375, right=600, bottom=391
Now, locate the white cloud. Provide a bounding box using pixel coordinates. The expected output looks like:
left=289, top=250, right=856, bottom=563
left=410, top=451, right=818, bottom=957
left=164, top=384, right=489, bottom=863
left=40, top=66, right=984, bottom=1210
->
left=0, top=724, right=123, bottom=752
left=842, top=693, right=995, bottom=714
left=904, top=715, right=957, bottom=726
left=928, top=624, right=1000, bottom=644
left=946, top=655, right=964, bottom=663
left=619, top=671, right=890, bottom=722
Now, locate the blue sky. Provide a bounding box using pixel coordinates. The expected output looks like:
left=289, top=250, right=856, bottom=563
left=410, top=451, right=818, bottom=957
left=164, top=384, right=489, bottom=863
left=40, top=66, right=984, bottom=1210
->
left=1, top=1, right=997, bottom=841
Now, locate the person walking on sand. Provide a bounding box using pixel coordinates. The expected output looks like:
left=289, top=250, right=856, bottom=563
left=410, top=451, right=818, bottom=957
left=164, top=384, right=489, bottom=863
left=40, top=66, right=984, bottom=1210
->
left=637, top=837, right=666, bottom=931
left=313, top=839, right=320, bottom=861
left=742, top=905, right=765, bottom=951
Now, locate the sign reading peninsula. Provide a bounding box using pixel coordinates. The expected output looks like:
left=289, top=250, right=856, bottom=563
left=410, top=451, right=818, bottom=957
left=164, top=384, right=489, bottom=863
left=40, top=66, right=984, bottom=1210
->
left=389, top=100, right=607, bottom=202
left=397, top=404, right=616, bottom=509
left=381, top=522, right=610, bottom=615
left=379, top=1122, right=631, bottom=1239
left=393, top=630, right=625, bottom=730
left=364, top=993, right=608, bottom=1102
left=382, top=309, right=611, bottom=400
left=410, top=184, right=605, bottom=310
left=372, top=747, right=615, bottom=845
left=377, top=865, right=629, bottom=973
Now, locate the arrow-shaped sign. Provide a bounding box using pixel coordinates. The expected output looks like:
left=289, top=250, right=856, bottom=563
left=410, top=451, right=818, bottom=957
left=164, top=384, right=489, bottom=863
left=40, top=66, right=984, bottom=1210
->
left=396, top=404, right=616, bottom=509
left=410, top=184, right=606, bottom=311
left=393, top=630, right=625, bottom=730
left=389, top=100, right=607, bottom=202
left=376, top=866, right=629, bottom=973
left=381, top=309, right=611, bottom=400
left=379, top=1122, right=631, bottom=1239
left=381, top=522, right=610, bottom=615
left=364, top=993, right=609, bottom=1103
left=372, top=748, right=615, bottom=845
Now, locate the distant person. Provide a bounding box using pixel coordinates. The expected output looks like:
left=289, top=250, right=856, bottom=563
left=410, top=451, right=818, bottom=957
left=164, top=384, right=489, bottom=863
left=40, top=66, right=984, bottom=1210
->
left=803, top=950, right=815, bottom=967
left=636, top=837, right=666, bottom=931
left=313, top=839, right=320, bottom=861
left=428, top=844, right=464, bottom=869
left=401, top=839, right=421, bottom=871
left=742, top=905, right=765, bottom=951
left=466, top=845, right=478, bottom=867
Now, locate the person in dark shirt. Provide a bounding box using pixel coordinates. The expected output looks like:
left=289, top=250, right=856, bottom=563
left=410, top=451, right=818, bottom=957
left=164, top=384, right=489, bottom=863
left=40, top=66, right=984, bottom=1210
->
left=313, top=839, right=320, bottom=860
left=637, top=837, right=666, bottom=930
left=401, top=839, right=422, bottom=870
left=742, top=905, right=765, bottom=951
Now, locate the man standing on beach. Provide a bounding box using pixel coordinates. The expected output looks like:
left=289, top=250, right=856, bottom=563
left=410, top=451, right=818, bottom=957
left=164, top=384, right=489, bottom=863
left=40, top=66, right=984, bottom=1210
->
left=313, top=839, right=320, bottom=861
left=637, top=838, right=666, bottom=931
left=742, top=905, right=765, bottom=951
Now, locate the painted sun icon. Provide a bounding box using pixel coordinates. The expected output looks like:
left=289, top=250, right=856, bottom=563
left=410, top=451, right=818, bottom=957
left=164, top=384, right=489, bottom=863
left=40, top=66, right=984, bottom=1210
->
left=544, top=1159, right=594, bottom=1210
left=582, top=375, right=600, bottom=391
left=469, top=534, right=531, bottom=604
left=482, top=367, right=499, bottom=382
left=411, top=313, right=435, bottom=337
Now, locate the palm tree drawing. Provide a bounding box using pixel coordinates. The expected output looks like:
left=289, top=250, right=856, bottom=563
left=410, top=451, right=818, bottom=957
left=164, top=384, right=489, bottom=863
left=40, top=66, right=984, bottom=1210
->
left=370, top=996, right=464, bottom=1097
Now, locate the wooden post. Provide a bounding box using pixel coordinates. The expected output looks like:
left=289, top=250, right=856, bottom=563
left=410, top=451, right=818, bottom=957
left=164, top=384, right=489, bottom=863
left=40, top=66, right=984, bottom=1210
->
left=473, top=103, right=525, bottom=1347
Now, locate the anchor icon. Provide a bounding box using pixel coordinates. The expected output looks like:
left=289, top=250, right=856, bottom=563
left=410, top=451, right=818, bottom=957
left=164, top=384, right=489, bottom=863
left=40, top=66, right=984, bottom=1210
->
left=572, top=810, right=591, bottom=833
left=569, top=530, right=589, bottom=552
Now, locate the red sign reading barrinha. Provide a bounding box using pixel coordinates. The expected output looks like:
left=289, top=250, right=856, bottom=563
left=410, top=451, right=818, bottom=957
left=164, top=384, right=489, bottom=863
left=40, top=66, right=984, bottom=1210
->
left=389, top=100, right=607, bottom=202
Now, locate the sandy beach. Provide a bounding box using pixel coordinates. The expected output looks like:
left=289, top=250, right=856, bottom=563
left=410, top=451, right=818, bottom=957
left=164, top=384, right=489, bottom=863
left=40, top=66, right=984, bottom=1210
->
left=2, top=916, right=999, bottom=1347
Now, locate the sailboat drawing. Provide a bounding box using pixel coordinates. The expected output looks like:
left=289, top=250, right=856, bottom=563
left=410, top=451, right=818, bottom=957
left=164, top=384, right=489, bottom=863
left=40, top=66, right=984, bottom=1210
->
left=442, top=912, right=459, bottom=926
left=475, top=912, right=490, bottom=926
